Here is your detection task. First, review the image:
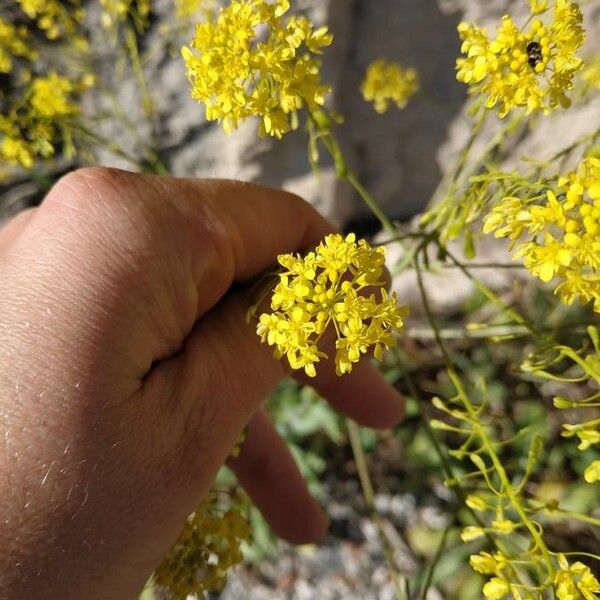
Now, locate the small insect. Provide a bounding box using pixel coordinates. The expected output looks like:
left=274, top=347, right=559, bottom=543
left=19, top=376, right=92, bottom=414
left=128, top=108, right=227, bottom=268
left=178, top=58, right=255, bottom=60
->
left=526, top=41, right=544, bottom=69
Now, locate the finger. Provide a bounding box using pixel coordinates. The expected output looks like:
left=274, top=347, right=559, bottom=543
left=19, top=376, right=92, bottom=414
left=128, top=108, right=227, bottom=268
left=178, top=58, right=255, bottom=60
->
left=0, top=208, right=36, bottom=256
left=227, top=410, right=328, bottom=544
left=153, top=282, right=403, bottom=495
left=30, top=168, right=335, bottom=380
left=295, top=337, right=405, bottom=430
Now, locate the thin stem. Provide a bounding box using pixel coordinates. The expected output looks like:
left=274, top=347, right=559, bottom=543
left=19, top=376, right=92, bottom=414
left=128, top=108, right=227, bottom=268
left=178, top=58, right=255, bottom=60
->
left=346, top=172, right=396, bottom=236
left=125, top=26, right=154, bottom=116
left=318, top=132, right=396, bottom=236
left=419, top=523, right=452, bottom=600
left=542, top=508, right=600, bottom=529
left=414, top=249, right=555, bottom=579
left=557, top=551, right=600, bottom=562
left=441, top=245, right=538, bottom=334
left=441, top=262, right=524, bottom=270
left=347, top=419, right=408, bottom=600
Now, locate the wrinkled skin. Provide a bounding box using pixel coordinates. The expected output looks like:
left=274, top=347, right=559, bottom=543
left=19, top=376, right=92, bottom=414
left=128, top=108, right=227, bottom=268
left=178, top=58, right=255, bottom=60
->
left=0, top=168, right=404, bottom=600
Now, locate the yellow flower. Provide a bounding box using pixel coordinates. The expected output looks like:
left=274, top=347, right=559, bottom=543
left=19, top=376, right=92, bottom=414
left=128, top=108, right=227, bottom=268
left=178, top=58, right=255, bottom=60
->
left=30, top=73, right=79, bottom=118
left=584, top=460, right=600, bottom=483
left=17, top=0, right=85, bottom=40
left=461, top=525, right=485, bottom=541
left=361, top=59, right=419, bottom=113
left=530, top=0, right=550, bottom=14
left=470, top=552, right=502, bottom=575
left=0, top=137, right=35, bottom=169
left=483, top=577, right=511, bottom=600
left=484, top=158, right=600, bottom=313
left=153, top=490, right=250, bottom=598
left=562, top=422, right=600, bottom=450
left=555, top=554, right=600, bottom=599
left=0, top=17, right=38, bottom=73
left=456, top=1, right=585, bottom=117
left=256, top=233, right=408, bottom=377
left=182, top=0, right=333, bottom=137
left=0, top=70, right=88, bottom=171
left=491, top=518, right=518, bottom=534
left=465, top=493, right=488, bottom=511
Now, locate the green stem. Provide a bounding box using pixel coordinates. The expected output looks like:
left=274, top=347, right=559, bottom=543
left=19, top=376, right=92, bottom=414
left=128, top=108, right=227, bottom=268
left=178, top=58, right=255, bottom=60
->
left=414, top=249, right=555, bottom=580
left=346, top=419, right=409, bottom=600
left=441, top=245, right=538, bottom=334
left=318, top=131, right=396, bottom=235
left=419, top=522, right=452, bottom=600
left=346, top=172, right=396, bottom=236
left=125, top=26, right=154, bottom=116
left=542, top=508, right=600, bottom=529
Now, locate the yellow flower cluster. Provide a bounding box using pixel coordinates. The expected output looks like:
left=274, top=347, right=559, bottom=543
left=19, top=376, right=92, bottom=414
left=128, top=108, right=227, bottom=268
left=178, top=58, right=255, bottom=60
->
left=484, top=158, right=600, bottom=313
left=1, top=73, right=83, bottom=171
left=472, top=551, right=600, bottom=599
left=360, top=59, right=419, bottom=114
left=16, top=0, right=85, bottom=40
left=256, top=233, right=408, bottom=377
left=153, top=490, right=250, bottom=598
left=0, top=17, right=37, bottom=73
left=555, top=553, right=600, bottom=600
left=456, top=0, right=585, bottom=117
left=182, top=0, right=333, bottom=138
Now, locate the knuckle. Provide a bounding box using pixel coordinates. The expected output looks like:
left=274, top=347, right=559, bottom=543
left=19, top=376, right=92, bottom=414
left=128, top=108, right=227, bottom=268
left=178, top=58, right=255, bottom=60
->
left=45, top=167, right=135, bottom=213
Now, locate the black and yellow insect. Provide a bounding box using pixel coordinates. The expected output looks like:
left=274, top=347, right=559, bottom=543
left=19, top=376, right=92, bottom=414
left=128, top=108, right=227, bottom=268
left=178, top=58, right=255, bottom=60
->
left=526, top=41, right=544, bottom=69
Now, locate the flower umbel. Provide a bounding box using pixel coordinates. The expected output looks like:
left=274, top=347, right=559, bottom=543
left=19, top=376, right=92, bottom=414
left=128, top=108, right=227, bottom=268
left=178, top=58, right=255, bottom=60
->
left=0, top=72, right=87, bottom=172
left=0, top=17, right=37, bottom=73
left=484, top=158, right=600, bottom=313
left=456, top=0, right=585, bottom=117
left=555, top=553, right=600, bottom=600
left=255, top=233, right=408, bottom=377
left=152, top=490, right=250, bottom=599
left=182, top=0, right=333, bottom=138
left=16, top=0, right=85, bottom=40
left=361, top=59, right=419, bottom=113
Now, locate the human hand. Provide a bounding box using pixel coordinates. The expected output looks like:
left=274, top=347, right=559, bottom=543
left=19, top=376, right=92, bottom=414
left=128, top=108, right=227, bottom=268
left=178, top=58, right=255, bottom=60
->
left=0, top=168, right=404, bottom=600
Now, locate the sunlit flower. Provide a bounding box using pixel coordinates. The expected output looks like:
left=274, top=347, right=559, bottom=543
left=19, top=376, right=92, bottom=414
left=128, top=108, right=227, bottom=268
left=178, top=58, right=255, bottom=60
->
left=483, top=577, right=511, bottom=600
left=484, top=158, right=600, bottom=313
left=256, top=233, right=408, bottom=377
left=470, top=552, right=503, bottom=575
left=30, top=73, right=79, bottom=118
left=465, top=494, right=488, bottom=511
left=555, top=554, right=600, bottom=599
left=0, top=17, right=38, bottom=73
left=562, top=422, right=600, bottom=450
left=16, top=0, right=85, bottom=40
left=361, top=59, right=419, bottom=113
left=461, top=525, right=485, bottom=541
left=182, top=0, right=333, bottom=137
left=0, top=73, right=86, bottom=170
left=456, top=0, right=585, bottom=116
